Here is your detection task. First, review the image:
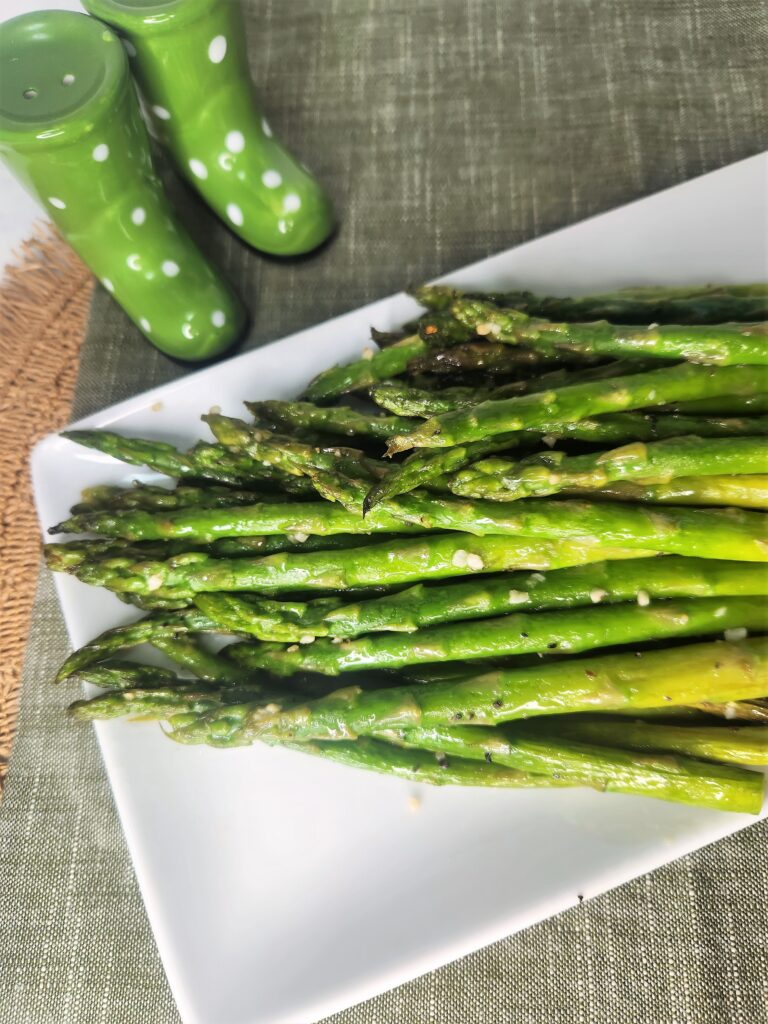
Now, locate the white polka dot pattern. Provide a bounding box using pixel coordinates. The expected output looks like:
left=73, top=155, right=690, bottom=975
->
left=208, top=36, right=227, bottom=64
left=189, top=159, right=208, bottom=180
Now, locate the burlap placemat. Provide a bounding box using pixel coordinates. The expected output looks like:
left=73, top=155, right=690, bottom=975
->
left=2, top=2, right=767, bottom=1022
left=0, top=228, right=92, bottom=789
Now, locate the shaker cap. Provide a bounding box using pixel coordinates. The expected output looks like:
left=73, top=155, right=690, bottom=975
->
left=0, top=11, right=128, bottom=149
left=81, top=0, right=215, bottom=34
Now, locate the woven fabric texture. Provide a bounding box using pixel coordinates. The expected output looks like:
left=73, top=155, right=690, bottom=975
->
left=0, top=229, right=92, bottom=786
left=2, top=1, right=767, bottom=1022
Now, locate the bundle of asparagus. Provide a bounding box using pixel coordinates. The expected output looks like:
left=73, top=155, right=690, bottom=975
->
left=47, top=281, right=768, bottom=813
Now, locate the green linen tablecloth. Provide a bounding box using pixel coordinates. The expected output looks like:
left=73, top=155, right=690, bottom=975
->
left=2, top=1, right=767, bottom=1021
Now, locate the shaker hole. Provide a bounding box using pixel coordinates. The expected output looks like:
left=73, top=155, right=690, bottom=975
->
left=23, top=88, right=38, bottom=99
left=62, top=74, right=76, bottom=86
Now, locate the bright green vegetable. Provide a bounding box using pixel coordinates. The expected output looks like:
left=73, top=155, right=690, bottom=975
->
left=565, top=475, right=768, bottom=509
left=50, top=534, right=647, bottom=603
left=385, top=363, right=767, bottom=454
left=226, top=595, right=767, bottom=676
left=192, top=558, right=767, bottom=642
left=451, top=297, right=768, bottom=365
left=530, top=716, right=768, bottom=767
left=413, top=282, right=768, bottom=324
left=376, top=722, right=764, bottom=812
left=61, top=430, right=315, bottom=494
left=448, top=436, right=768, bottom=502
left=233, top=638, right=768, bottom=740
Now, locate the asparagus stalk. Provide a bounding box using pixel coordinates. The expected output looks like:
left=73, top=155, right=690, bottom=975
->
left=226, top=595, right=766, bottom=676
left=76, top=661, right=182, bottom=689
left=451, top=297, right=768, bottom=365
left=385, top=363, right=766, bottom=454
left=659, top=394, right=768, bottom=416
left=303, top=334, right=431, bottom=402
left=370, top=382, right=487, bottom=417
left=695, top=700, right=768, bottom=723
left=45, top=533, right=401, bottom=575
left=565, top=475, right=768, bottom=510
left=528, top=716, right=768, bottom=767
left=370, top=360, right=650, bottom=416
left=173, top=714, right=570, bottom=787
left=61, top=430, right=315, bottom=495
left=234, top=638, right=768, bottom=741
left=412, top=282, right=768, bottom=325
left=193, top=558, right=766, bottom=643
left=50, top=534, right=648, bottom=603
left=55, top=610, right=220, bottom=682
left=448, top=436, right=768, bottom=502
left=203, top=414, right=384, bottom=484
left=407, top=342, right=558, bottom=376
left=311, top=471, right=768, bottom=562
left=375, top=723, right=764, bottom=812
left=150, top=635, right=250, bottom=684
left=70, top=483, right=270, bottom=515
left=69, top=685, right=226, bottom=720
left=365, top=416, right=768, bottom=507
left=246, top=399, right=415, bottom=442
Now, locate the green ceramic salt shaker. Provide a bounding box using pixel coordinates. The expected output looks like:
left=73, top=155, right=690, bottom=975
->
left=82, top=0, right=335, bottom=256
left=0, top=11, right=246, bottom=361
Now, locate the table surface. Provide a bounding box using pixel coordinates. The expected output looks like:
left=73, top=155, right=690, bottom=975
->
left=1, top=2, right=767, bottom=1023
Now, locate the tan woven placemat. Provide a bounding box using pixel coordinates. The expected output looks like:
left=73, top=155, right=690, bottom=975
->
left=0, top=225, right=92, bottom=790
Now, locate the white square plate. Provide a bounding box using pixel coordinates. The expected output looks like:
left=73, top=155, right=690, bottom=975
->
left=32, top=153, right=768, bottom=1024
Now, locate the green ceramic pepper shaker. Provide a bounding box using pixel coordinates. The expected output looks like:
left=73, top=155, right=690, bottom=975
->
left=0, top=11, right=246, bottom=361
left=82, top=0, right=335, bottom=257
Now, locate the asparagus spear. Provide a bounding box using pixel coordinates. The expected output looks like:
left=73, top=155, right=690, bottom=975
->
left=50, top=534, right=648, bottom=603
left=365, top=416, right=768, bottom=507
left=70, top=483, right=270, bottom=515
left=659, top=394, right=768, bottom=416
left=370, top=360, right=649, bottom=417
left=412, top=282, right=768, bottom=325
left=55, top=610, right=220, bottom=682
left=564, top=475, right=768, bottom=510
left=171, top=712, right=569, bottom=787
left=386, top=363, right=766, bottom=455
left=193, top=558, right=766, bottom=643
left=226, top=595, right=766, bottom=676
left=69, top=685, right=226, bottom=720
left=311, top=469, right=768, bottom=563
left=451, top=297, right=768, bottom=365
left=76, top=661, right=182, bottom=689
left=246, top=400, right=415, bottom=442
left=369, top=382, right=486, bottom=417
left=449, top=436, right=768, bottom=502
left=407, top=342, right=558, bottom=376
left=374, top=723, right=764, bottom=812
left=234, top=637, right=768, bottom=741
left=528, top=716, right=768, bottom=767
left=695, top=700, right=768, bottom=723
left=45, top=533, right=401, bottom=574
left=150, top=635, right=250, bottom=684
left=203, top=414, right=384, bottom=484
left=49, top=494, right=415, bottom=541
left=370, top=378, right=768, bottom=438
left=57, top=474, right=768, bottom=560
left=303, top=335, right=430, bottom=402
left=62, top=430, right=315, bottom=495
